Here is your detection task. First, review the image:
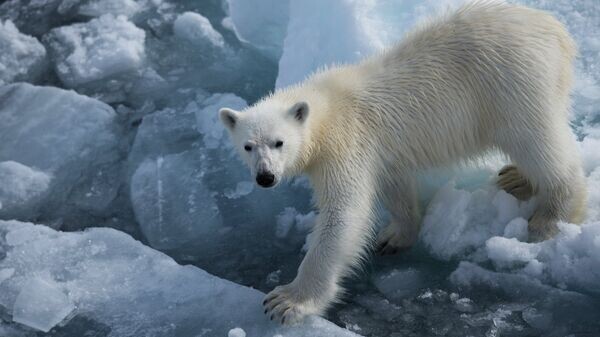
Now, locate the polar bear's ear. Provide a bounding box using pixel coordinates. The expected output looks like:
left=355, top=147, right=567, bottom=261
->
left=219, top=108, right=239, bottom=130
left=290, top=102, right=309, bottom=123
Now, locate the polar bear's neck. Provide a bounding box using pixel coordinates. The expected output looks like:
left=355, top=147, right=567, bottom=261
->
left=274, top=64, right=370, bottom=175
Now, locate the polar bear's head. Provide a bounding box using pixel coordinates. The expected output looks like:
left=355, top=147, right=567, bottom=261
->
left=219, top=100, right=309, bottom=188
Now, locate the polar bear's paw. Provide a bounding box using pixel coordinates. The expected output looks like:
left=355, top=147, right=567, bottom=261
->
left=527, top=213, right=559, bottom=242
left=376, top=222, right=417, bottom=255
left=497, top=165, right=534, bottom=201
left=263, top=283, right=321, bottom=325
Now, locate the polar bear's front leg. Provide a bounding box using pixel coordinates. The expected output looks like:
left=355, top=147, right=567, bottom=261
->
left=263, top=182, right=375, bottom=324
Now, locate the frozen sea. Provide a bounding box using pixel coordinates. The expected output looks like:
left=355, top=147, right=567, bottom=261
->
left=0, top=0, right=599, bottom=336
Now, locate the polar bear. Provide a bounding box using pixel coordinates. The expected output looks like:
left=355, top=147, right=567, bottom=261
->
left=219, top=2, right=586, bottom=324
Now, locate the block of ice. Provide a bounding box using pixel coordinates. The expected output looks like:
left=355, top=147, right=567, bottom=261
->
left=194, top=93, right=247, bottom=149
left=131, top=151, right=222, bottom=250
left=12, top=277, right=75, bottom=332
left=0, top=220, right=359, bottom=336
left=485, top=237, right=541, bottom=266
left=0, top=161, right=51, bottom=217
left=225, top=0, right=289, bottom=61
left=276, top=207, right=297, bottom=238
left=45, top=14, right=145, bottom=87
left=224, top=181, right=254, bottom=199
left=374, top=268, right=429, bottom=300
left=128, top=103, right=202, bottom=170
left=0, top=83, right=118, bottom=222
left=0, top=20, right=46, bottom=84
left=174, top=12, right=225, bottom=48
left=228, top=327, right=246, bottom=337
left=0, top=83, right=115, bottom=173
left=0, top=0, right=80, bottom=37
left=78, top=0, right=145, bottom=18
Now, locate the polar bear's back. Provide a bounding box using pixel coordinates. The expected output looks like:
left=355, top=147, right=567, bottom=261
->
left=353, top=1, right=576, bottom=168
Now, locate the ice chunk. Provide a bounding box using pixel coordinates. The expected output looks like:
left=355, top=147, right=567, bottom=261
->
left=228, top=327, right=246, bottom=337
left=174, top=12, right=224, bottom=48
left=485, top=237, right=541, bottom=266
left=12, top=278, right=75, bottom=332
left=0, top=0, right=80, bottom=37
left=225, top=0, right=289, bottom=61
left=0, top=83, right=115, bottom=173
left=45, top=14, right=145, bottom=87
left=224, top=181, right=254, bottom=199
left=130, top=151, right=222, bottom=250
left=0, top=161, right=51, bottom=217
left=194, top=93, right=247, bottom=149
left=0, top=20, right=46, bottom=84
left=276, top=207, right=297, bottom=238
left=0, top=220, right=359, bottom=336
left=374, top=268, right=428, bottom=300
left=128, top=96, right=204, bottom=171
left=0, top=83, right=119, bottom=223
left=78, top=0, right=145, bottom=18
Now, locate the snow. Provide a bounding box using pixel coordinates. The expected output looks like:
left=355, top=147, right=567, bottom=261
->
left=0, top=20, right=46, bottom=84
left=0, top=220, right=358, bottom=336
left=45, top=14, right=145, bottom=87
left=174, top=12, right=225, bottom=48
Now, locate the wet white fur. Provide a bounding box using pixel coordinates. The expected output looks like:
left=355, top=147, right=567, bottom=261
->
left=219, top=1, right=586, bottom=324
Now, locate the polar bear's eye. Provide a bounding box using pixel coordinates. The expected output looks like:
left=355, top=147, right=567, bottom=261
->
left=244, top=145, right=252, bottom=152
left=275, top=140, right=284, bottom=148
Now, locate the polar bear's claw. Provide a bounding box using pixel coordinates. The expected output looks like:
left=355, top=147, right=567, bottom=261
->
left=376, top=222, right=417, bottom=255
left=497, top=165, right=535, bottom=200
left=263, top=284, right=311, bottom=325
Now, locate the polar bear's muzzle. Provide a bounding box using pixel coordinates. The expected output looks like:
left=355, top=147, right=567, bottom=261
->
left=256, top=171, right=276, bottom=188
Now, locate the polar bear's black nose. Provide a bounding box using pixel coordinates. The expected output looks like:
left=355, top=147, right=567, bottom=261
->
left=256, top=172, right=275, bottom=187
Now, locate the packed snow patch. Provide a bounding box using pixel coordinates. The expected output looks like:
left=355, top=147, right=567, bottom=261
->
left=421, top=166, right=600, bottom=295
